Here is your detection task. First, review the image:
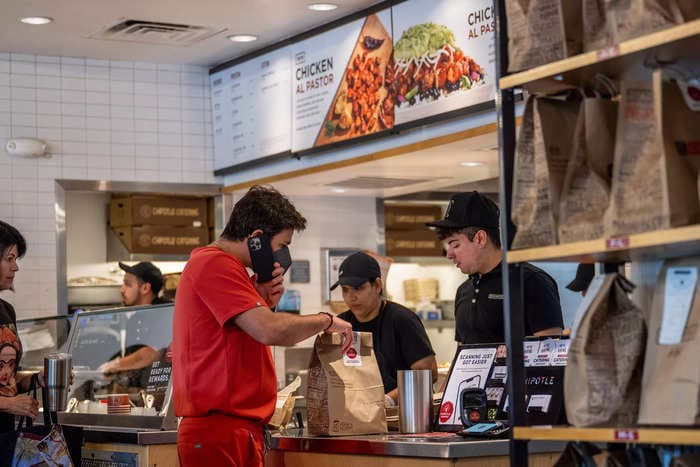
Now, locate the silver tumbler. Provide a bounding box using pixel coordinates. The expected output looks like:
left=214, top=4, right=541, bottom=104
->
left=44, top=352, right=72, bottom=412
left=397, top=369, right=433, bottom=433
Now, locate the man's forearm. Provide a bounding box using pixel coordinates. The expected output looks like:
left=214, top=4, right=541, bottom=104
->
left=266, top=312, right=331, bottom=346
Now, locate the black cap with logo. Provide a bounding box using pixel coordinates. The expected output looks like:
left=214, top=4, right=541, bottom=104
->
left=425, top=191, right=500, bottom=230
left=330, top=252, right=381, bottom=291
left=119, top=261, right=164, bottom=295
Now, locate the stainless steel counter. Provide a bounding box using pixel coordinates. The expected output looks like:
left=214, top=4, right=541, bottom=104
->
left=272, top=429, right=565, bottom=459
left=69, top=426, right=178, bottom=445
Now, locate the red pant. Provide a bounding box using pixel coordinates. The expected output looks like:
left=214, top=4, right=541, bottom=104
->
left=178, top=413, right=264, bottom=467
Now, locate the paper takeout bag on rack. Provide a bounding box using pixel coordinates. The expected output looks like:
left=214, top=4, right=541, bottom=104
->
left=582, top=0, right=685, bottom=52
left=604, top=76, right=700, bottom=237
left=505, top=0, right=582, bottom=72
left=638, top=257, right=700, bottom=425
left=565, top=274, right=646, bottom=427
left=559, top=94, right=618, bottom=243
left=306, top=332, right=387, bottom=436
left=511, top=94, right=580, bottom=249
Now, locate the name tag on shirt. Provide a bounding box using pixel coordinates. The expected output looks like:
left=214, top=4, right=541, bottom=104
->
left=488, top=294, right=504, bottom=300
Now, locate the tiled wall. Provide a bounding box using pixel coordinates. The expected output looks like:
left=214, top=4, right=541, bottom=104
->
left=0, top=52, right=215, bottom=318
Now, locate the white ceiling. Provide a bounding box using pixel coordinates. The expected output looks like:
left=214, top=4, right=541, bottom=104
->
left=1, top=0, right=383, bottom=66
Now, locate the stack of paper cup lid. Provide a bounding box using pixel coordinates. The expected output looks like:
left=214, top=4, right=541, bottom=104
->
left=104, top=394, right=130, bottom=414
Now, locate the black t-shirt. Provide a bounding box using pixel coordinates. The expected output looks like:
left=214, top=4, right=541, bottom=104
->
left=338, top=301, right=435, bottom=393
left=454, top=262, right=563, bottom=344
left=0, top=298, right=23, bottom=433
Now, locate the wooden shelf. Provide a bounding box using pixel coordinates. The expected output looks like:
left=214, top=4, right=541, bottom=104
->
left=499, top=19, right=700, bottom=89
left=506, top=224, right=700, bottom=264
left=514, top=426, right=700, bottom=446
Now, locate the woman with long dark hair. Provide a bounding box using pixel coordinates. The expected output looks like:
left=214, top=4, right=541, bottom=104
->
left=0, top=220, right=39, bottom=433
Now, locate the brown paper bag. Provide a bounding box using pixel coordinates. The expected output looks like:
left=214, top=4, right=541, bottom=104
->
left=605, top=77, right=700, bottom=237
left=512, top=94, right=580, bottom=248
left=583, top=0, right=684, bottom=52
left=564, top=274, right=646, bottom=427
left=559, top=96, right=618, bottom=243
left=506, top=0, right=582, bottom=72
left=306, top=332, right=387, bottom=436
left=638, top=257, right=700, bottom=425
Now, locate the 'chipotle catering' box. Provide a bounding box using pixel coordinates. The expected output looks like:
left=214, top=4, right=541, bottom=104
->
left=386, top=229, right=442, bottom=257
left=384, top=205, right=442, bottom=230
left=110, top=196, right=208, bottom=227
left=112, top=225, right=209, bottom=255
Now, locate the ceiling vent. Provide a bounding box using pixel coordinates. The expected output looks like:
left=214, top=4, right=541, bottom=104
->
left=90, top=19, right=225, bottom=46
left=327, top=177, right=431, bottom=190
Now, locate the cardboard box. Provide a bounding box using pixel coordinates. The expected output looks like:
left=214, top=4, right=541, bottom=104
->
left=111, top=225, right=209, bottom=255
left=385, top=229, right=443, bottom=257
left=384, top=205, right=442, bottom=230
left=110, top=196, right=208, bottom=227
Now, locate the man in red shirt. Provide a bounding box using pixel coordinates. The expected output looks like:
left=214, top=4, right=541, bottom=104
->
left=173, top=185, right=352, bottom=467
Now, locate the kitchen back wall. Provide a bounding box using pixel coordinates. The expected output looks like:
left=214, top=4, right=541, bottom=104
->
left=0, top=52, right=215, bottom=318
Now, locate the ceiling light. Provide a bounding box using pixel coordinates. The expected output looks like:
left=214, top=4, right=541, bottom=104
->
left=330, top=187, right=346, bottom=193
left=308, top=3, right=338, bottom=11
left=460, top=161, right=484, bottom=167
left=227, top=34, right=257, bottom=43
left=19, top=16, right=53, bottom=25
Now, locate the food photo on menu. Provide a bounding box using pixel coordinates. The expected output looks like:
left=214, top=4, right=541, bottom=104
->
left=388, top=22, right=487, bottom=107
left=316, top=12, right=394, bottom=145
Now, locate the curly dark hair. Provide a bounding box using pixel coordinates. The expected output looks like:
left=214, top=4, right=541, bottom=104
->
left=221, top=185, right=307, bottom=241
left=0, top=220, right=26, bottom=258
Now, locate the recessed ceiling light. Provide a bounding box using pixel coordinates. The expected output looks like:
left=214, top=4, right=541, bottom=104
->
left=227, top=34, right=258, bottom=43
left=19, top=16, right=53, bottom=25
left=308, top=3, right=338, bottom=11
left=460, top=161, right=484, bottom=167
left=330, top=187, right=346, bottom=193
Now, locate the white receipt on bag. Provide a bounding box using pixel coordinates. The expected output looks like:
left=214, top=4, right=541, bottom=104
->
left=659, top=267, right=697, bottom=345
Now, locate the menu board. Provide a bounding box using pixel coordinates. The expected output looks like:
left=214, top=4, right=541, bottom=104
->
left=210, top=0, right=497, bottom=169
left=391, top=0, right=496, bottom=125
left=210, top=48, right=292, bottom=170
left=291, top=9, right=393, bottom=152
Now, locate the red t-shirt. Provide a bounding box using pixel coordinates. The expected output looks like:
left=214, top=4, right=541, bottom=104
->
left=172, top=246, right=276, bottom=423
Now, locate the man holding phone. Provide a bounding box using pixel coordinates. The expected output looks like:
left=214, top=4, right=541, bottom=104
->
left=173, top=185, right=352, bottom=467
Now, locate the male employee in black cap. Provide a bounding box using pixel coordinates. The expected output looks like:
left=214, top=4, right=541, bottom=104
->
left=332, top=251, right=437, bottom=406
left=426, top=191, right=563, bottom=344
left=119, top=261, right=169, bottom=306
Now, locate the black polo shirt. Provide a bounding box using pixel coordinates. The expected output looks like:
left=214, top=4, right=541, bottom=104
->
left=338, top=301, right=435, bottom=393
left=454, top=262, right=563, bottom=344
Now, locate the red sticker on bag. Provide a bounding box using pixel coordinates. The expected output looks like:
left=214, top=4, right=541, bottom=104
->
left=439, top=401, right=454, bottom=423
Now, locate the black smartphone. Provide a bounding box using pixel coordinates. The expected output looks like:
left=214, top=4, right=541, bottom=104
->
left=248, top=233, right=276, bottom=283
left=248, top=234, right=293, bottom=283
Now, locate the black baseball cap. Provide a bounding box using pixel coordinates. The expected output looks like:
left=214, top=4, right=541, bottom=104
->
left=119, top=261, right=164, bottom=295
left=425, top=191, right=500, bottom=230
left=330, top=252, right=381, bottom=291
left=566, top=264, right=595, bottom=292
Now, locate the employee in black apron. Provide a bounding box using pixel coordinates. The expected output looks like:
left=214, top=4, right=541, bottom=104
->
left=426, top=191, right=563, bottom=345
left=332, top=252, right=437, bottom=406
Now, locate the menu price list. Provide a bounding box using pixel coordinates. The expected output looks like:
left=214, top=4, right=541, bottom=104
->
left=210, top=48, right=292, bottom=170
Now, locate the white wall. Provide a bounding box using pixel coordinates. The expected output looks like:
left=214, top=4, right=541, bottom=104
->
left=0, top=52, right=215, bottom=318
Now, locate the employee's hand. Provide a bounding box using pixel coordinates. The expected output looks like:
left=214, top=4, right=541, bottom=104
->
left=325, top=315, right=353, bottom=353
left=5, top=395, right=39, bottom=418
left=253, top=263, right=285, bottom=308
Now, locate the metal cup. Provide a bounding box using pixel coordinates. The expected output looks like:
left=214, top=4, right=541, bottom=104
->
left=397, top=369, right=433, bottom=433
left=44, top=352, right=72, bottom=411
